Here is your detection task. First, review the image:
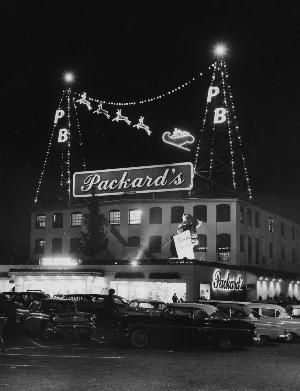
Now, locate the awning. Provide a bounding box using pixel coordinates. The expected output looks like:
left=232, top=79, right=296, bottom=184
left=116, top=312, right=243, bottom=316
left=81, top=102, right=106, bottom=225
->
left=8, top=268, right=104, bottom=277
left=115, top=272, right=145, bottom=279
left=149, top=272, right=180, bottom=279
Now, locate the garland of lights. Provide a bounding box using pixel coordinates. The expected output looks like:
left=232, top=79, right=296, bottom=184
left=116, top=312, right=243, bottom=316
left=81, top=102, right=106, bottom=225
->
left=72, top=97, right=87, bottom=170
left=223, top=61, right=253, bottom=198
left=220, top=60, right=237, bottom=191
left=34, top=90, right=66, bottom=203
left=74, top=71, right=205, bottom=107
left=194, top=62, right=217, bottom=169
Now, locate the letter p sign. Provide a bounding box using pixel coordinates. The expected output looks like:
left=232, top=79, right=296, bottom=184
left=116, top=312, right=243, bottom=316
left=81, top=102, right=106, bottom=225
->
left=54, top=109, right=65, bottom=124
left=58, top=128, right=69, bottom=143
left=207, top=86, right=220, bottom=103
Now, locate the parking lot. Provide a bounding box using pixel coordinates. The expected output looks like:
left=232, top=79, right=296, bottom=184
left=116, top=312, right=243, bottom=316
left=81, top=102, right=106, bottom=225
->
left=1, top=334, right=300, bottom=391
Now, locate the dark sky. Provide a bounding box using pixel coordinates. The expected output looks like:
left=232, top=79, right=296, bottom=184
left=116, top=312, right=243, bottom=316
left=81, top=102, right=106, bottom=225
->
left=0, top=0, right=300, bottom=260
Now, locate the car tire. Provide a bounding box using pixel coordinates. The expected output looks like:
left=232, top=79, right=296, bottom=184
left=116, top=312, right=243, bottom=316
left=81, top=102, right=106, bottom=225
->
left=285, top=332, right=296, bottom=343
left=216, top=336, right=234, bottom=351
left=255, top=335, right=269, bottom=346
left=130, top=329, right=149, bottom=348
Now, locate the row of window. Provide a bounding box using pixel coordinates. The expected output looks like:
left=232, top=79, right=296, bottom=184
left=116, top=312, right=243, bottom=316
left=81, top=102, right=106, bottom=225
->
left=240, top=234, right=296, bottom=263
left=240, top=206, right=296, bottom=240
left=35, top=204, right=232, bottom=229
left=34, top=233, right=232, bottom=261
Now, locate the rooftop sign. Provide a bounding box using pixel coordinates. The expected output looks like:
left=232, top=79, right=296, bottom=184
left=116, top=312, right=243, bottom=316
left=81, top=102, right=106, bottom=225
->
left=73, top=162, right=193, bottom=197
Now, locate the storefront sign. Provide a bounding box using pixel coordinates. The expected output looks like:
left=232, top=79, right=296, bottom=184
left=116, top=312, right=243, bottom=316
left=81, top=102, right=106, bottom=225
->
left=173, top=230, right=194, bottom=259
left=73, top=162, right=193, bottom=197
left=212, top=269, right=245, bottom=291
left=40, top=257, right=79, bottom=267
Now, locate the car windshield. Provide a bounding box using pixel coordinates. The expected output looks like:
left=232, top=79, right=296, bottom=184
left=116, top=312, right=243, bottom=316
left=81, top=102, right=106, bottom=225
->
left=209, top=309, right=228, bottom=319
left=43, top=301, right=76, bottom=313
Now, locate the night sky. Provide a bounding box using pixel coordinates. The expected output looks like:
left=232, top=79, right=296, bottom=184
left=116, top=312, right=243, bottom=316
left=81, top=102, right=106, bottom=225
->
left=0, top=0, right=300, bottom=262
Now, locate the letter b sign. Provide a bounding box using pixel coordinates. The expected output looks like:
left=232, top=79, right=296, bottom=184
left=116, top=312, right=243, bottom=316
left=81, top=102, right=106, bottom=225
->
left=58, top=128, right=69, bottom=143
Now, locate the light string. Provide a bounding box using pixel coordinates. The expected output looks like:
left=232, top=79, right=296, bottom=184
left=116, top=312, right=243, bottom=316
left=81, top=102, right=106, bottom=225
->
left=194, top=62, right=217, bottom=171
left=223, top=61, right=253, bottom=199
left=220, top=59, right=237, bottom=191
left=66, top=88, right=72, bottom=202
left=34, top=90, right=66, bottom=204
left=73, top=71, right=205, bottom=107
left=72, top=96, right=87, bottom=170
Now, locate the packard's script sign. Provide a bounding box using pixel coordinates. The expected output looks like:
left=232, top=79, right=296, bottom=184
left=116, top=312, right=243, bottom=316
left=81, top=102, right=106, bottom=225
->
left=212, top=269, right=245, bottom=291
left=73, top=162, right=193, bottom=197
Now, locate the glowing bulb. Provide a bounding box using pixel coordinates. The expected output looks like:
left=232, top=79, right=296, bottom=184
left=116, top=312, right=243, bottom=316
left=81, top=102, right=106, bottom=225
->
left=64, top=72, right=74, bottom=83
left=214, top=44, right=227, bottom=57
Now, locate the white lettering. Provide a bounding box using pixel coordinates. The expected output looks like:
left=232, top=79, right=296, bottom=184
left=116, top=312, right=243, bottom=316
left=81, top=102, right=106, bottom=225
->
left=54, top=109, right=65, bottom=124
left=207, top=86, right=220, bottom=103
left=153, top=169, right=169, bottom=187
left=58, top=128, right=69, bottom=143
left=214, top=108, right=226, bottom=124
left=80, top=174, right=100, bottom=192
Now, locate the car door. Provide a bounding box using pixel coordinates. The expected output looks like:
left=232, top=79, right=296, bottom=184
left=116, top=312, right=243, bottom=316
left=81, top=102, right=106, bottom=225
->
left=24, top=302, right=49, bottom=333
left=159, top=307, right=195, bottom=346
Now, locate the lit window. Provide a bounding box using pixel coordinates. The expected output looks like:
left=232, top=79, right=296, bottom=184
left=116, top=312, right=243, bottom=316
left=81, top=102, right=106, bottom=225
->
left=109, top=210, right=121, bottom=225
left=36, top=214, right=46, bottom=229
left=52, top=238, right=62, bottom=254
left=194, top=234, right=207, bottom=252
left=193, top=205, right=207, bottom=222
left=71, top=212, right=83, bottom=227
left=268, top=218, right=274, bottom=233
left=34, top=239, right=45, bottom=254
left=128, top=236, right=140, bottom=247
left=216, top=233, right=231, bottom=261
left=149, top=207, right=162, bottom=224
left=53, top=212, right=63, bottom=228
left=216, top=204, right=230, bottom=222
left=149, top=235, right=161, bottom=253
left=171, top=206, right=184, bottom=223
left=128, top=209, right=142, bottom=225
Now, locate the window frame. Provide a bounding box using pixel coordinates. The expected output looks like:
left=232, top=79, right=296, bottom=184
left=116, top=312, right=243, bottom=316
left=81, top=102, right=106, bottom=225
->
left=149, top=207, right=162, bottom=224
left=216, top=204, right=231, bottom=222
left=35, top=214, right=46, bottom=229
left=52, top=212, right=63, bottom=229
left=193, top=205, right=207, bottom=223
left=171, top=206, right=184, bottom=224
left=149, top=235, right=162, bottom=253
left=128, top=209, right=142, bottom=225
left=109, top=210, right=121, bottom=225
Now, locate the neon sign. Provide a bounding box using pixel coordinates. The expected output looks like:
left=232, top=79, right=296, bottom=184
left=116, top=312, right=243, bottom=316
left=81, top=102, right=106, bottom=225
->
left=212, top=269, right=245, bottom=291
left=162, top=128, right=195, bottom=151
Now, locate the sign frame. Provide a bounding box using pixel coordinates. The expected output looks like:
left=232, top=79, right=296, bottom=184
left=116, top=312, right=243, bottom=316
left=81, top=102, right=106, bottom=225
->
left=73, top=162, right=194, bottom=198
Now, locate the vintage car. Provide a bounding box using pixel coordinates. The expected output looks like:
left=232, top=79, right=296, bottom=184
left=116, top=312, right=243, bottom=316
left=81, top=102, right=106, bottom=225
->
left=125, top=299, right=166, bottom=316
left=117, top=302, right=256, bottom=350
left=17, top=298, right=97, bottom=340
left=246, top=302, right=300, bottom=342
left=60, top=293, right=128, bottom=314
left=10, top=290, right=50, bottom=309
left=200, top=300, right=288, bottom=345
left=285, top=304, right=300, bottom=319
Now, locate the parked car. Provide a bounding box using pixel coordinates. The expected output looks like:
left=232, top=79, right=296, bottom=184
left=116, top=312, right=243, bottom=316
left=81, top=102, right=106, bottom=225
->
left=125, top=299, right=166, bottom=316
left=286, top=304, right=300, bottom=319
left=117, top=302, right=256, bottom=350
left=246, top=302, right=300, bottom=342
left=17, top=298, right=97, bottom=340
left=10, top=290, right=50, bottom=309
left=60, top=294, right=128, bottom=315
left=200, top=300, right=288, bottom=345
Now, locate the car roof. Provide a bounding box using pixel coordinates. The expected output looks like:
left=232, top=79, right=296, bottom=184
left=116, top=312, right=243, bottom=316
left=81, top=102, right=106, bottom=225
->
left=130, top=299, right=165, bottom=303
left=246, top=303, right=285, bottom=309
left=168, top=303, right=218, bottom=312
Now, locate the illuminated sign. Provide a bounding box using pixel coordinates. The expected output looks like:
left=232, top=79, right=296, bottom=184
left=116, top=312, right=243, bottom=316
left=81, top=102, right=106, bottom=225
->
left=173, top=230, right=194, bottom=259
left=73, top=162, right=193, bottom=197
left=212, top=269, right=245, bottom=291
left=162, top=128, right=195, bottom=151
left=40, top=257, right=79, bottom=267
